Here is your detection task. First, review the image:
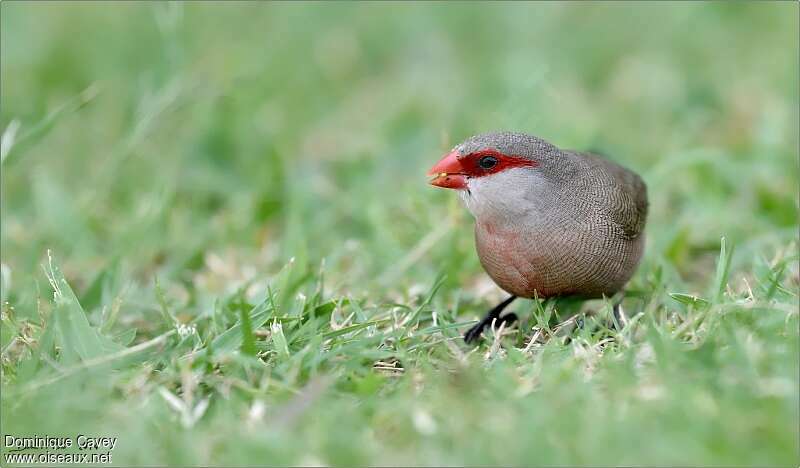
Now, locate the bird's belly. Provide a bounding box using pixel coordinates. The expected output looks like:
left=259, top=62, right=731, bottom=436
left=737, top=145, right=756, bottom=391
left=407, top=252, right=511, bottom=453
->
left=474, top=221, right=642, bottom=298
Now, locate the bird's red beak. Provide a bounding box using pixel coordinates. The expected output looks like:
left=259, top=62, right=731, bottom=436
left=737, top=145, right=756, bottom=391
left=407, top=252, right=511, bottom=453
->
left=427, top=150, right=467, bottom=190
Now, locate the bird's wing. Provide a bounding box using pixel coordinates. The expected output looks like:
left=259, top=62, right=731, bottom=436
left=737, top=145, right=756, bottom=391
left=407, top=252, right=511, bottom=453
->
left=585, top=152, right=649, bottom=240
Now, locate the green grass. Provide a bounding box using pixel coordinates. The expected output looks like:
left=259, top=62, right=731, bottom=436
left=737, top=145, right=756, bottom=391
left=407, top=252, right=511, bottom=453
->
left=1, top=2, right=798, bottom=466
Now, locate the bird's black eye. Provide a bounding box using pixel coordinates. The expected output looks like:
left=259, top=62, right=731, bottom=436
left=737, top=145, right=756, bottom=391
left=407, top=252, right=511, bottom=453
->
left=478, top=156, right=498, bottom=169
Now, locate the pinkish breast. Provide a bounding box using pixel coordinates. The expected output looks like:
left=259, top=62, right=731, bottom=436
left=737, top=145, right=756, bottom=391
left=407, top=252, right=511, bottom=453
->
left=474, top=221, right=548, bottom=297
left=474, top=219, right=635, bottom=298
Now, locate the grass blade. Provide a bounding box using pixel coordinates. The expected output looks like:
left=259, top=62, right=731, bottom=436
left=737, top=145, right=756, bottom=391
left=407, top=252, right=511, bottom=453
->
left=712, top=237, right=735, bottom=303
left=239, top=297, right=257, bottom=357
left=211, top=296, right=275, bottom=352
left=42, top=251, right=123, bottom=365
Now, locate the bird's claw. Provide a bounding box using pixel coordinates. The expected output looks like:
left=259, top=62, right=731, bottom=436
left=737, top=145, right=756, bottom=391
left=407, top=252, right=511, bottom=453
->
left=463, top=312, right=518, bottom=344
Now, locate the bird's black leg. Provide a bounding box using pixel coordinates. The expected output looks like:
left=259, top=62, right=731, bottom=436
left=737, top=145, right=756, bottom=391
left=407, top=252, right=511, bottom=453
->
left=464, top=295, right=518, bottom=344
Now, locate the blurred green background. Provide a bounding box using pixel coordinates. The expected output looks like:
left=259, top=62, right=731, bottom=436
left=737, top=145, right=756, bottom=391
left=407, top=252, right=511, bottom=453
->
left=1, top=2, right=798, bottom=466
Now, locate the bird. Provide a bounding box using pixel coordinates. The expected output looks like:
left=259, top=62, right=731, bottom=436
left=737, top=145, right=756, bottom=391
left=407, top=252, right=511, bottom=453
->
left=427, top=131, right=648, bottom=343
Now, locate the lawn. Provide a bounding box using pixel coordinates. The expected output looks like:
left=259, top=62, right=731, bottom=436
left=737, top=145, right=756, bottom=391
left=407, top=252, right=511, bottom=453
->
left=1, top=2, right=798, bottom=466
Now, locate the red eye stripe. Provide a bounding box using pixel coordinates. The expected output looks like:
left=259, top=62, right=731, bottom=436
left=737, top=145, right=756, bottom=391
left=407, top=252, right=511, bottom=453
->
left=459, top=149, right=537, bottom=177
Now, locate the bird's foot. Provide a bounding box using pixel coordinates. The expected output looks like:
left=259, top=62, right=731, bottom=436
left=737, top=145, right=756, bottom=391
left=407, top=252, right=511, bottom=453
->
left=464, top=295, right=517, bottom=344
left=463, top=295, right=520, bottom=347
left=463, top=312, right=518, bottom=344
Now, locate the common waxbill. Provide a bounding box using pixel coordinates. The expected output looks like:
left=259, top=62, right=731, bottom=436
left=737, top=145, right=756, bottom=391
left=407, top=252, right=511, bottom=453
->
left=427, top=132, right=648, bottom=343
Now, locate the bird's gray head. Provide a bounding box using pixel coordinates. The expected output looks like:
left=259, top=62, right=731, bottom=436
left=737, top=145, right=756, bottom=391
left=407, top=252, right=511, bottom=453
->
left=454, top=132, right=560, bottom=162
left=427, top=131, right=566, bottom=222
